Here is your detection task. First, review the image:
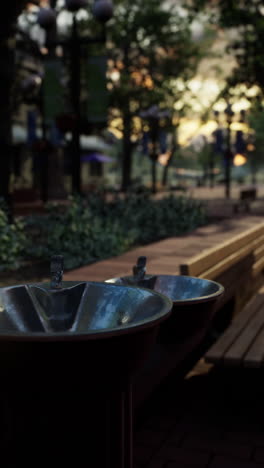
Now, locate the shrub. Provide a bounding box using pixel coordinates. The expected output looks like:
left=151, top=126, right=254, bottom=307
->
left=24, top=193, right=207, bottom=270
left=25, top=196, right=136, bottom=269
left=0, top=208, right=26, bottom=271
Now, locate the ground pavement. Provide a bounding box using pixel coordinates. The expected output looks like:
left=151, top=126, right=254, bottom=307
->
left=132, top=364, right=264, bottom=468
left=62, top=186, right=264, bottom=468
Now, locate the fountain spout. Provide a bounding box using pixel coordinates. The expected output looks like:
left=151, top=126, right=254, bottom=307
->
left=50, top=255, right=64, bottom=290
left=133, top=256, right=147, bottom=281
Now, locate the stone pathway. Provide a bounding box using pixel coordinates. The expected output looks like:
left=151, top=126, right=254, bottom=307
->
left=133, top=362, right=264, bottom=468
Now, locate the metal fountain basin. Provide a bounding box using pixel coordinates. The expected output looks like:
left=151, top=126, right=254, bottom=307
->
left=0, top=280, right=172, bottom=339
left=0, top=278, right=172, bottom=386
left=106, top=257, right=224, bottom=343
left=106, top=274, right=224, bottom=305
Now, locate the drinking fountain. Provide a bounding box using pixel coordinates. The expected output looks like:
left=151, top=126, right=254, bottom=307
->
left=106, top=256, right=224, bottom=409
left=106, top=256, right=224, bottom=343
left=0, top=256, right=172, bottom=468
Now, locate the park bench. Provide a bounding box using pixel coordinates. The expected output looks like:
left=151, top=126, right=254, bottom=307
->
left=179, top=221, right=264, bottom=332
left=204, top=284, right=264, bottom=367
left=233, top=186, right=257, bottom=214
left=134, top=222, right=264, bottom=408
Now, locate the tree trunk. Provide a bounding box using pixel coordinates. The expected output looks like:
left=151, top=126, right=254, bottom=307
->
left=250, top=158, right=257, bottom=185
left=151, top=156, right=157, bottom=194
left=121, top=112, right=133, bottom=192
left=0, top=2, right=27, bottom=214
left=0, top=34, right=15, bottom=213
left=161, top=131, right=177, bottom=188
left=161, top=154, right=171, bottom=188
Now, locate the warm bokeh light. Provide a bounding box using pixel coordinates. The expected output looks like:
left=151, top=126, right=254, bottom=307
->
left=233, top=153, right=247, bottom=166
left=107, top=127, right=122, bottom=139
left=231, top=98, right=251, bottom=113
left=110, top=69, right=120, bottom=82
left=158, top=152, right=171, bottom=166
left=144, top=75, right=154, bottom=89
left=247, top=143, right=255, bottom=152
left=213, top=99, right=228, bottom=113
left=40, top=46, right=49, bottom=55
left=178, top=119, right=218, bottom=146
left=178, top=118, right=201, bottom=146
left=230, top=121, right=249, bottom=132
left=199, top=120, right=218, bottom=136
left=132, top=116, right=142, bottom=132
left=246, top=85, right=260, bottom=97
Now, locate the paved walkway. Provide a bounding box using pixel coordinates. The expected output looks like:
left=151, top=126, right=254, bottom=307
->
left=133, top=364, right=264, bottom=468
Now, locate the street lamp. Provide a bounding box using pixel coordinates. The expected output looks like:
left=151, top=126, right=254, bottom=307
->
left=223, top=103, right=234, bottom=199
left=246, top=131, right=257, bottom=184
left=37, top=0, right=113, bottom=194
left=213, top=104, right=247, bottom=198
left=139, top=105, right=170, bottom=194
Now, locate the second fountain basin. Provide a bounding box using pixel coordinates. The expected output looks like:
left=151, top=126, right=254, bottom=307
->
left=106, top=274, right=224, bottom=343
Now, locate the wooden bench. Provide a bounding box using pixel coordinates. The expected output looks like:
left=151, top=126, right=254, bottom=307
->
left=233, top=187, right=257, bottom=213
left=134, top=222, right=264, bottom=409
left=179, top=221, right=264, bottom=325
left=204, top=284, right=264, bottom=367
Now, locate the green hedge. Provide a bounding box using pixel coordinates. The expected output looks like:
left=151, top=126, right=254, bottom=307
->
left=0, top=208, right=26, bottom=271
left=24, top=196, right=136, bottom=269
left=23, top=193, right=208, bottom=270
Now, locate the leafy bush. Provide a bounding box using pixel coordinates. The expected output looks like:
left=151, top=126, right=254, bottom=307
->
left=24, top=193, right=207, bottom=270
left=25, top=196, right=136, bottom=269
left=0, top=208, right=26, bottom=271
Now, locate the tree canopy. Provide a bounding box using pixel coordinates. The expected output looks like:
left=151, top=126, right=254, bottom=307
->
left=105, top=0, right=206, bottom=189
left=198, top=0, right=264, bottom=93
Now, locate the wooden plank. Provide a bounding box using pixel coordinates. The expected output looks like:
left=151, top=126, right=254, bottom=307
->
left=203, top=233, right=264, bottom=280
left=205, top=289, right=264, bottom=364
left=197, top=246, right=254, bottom=281
left=180, top=222, right=264, bottom=277
left=223, top=293, right=264, bottom=366
left=249, top=273, right=264, bottom=297
left=253, top=242, right=264, bottom=263
left=243, top=324, right=264, bottom=368
left=253, top=256, right=264, bottom=276
left=185, top=232, right=264, bottom=281
left=214, top=255, right=253, bottom=286
left=213, top=259, right=253, bottom=311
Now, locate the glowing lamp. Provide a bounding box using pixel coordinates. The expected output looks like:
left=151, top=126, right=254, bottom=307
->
left=233, top=153, right=247, bottom=166
left=247, top=143, right=255, bottom=152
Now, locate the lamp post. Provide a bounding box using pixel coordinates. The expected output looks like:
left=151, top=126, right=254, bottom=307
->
left=223, top=103, right=234, bottom=199
left=246, top=131, right=257, bottom=184
left=37, top=0, right=113, bottom=194
left=139, top=105, right=170, bottom=194
left=213, top=104, right=234, bottom=199
left=214, top=104, right=248, bottom=198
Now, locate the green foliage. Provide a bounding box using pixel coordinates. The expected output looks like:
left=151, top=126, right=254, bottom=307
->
left=248, top=106, right=264, bottom=168
left=106, top=0, right=207, bottom=189
left=108, top=0, right=203, bottom=111
left=25, top=196, right=136, bottom=270
left=109, top=193, right=208, bottom=245
left=0, top=208, right=26, bottom=271
left=205, top=0, right=264, bottom=90
left=24, top=194, right=208, bottom=270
